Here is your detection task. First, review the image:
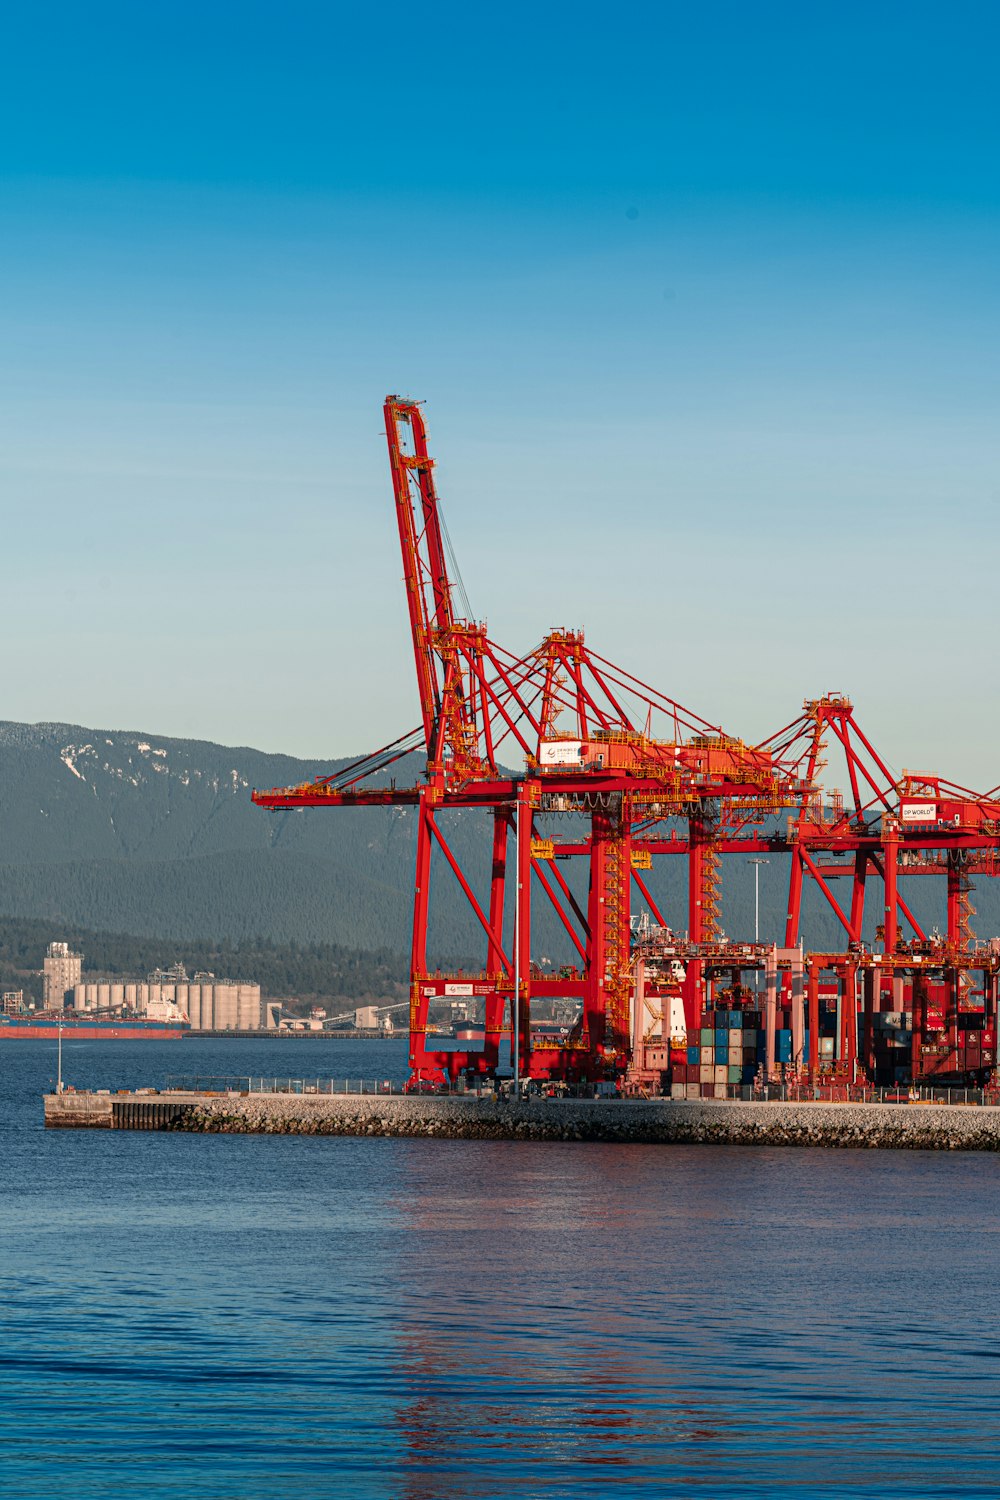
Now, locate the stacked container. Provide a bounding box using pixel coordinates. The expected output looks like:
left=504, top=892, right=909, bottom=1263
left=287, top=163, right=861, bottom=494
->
left=669, top=998, right=765, bottom=1098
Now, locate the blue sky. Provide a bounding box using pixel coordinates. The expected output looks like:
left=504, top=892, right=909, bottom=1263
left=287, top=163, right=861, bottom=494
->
left=3, top=3, right=999, bottom=787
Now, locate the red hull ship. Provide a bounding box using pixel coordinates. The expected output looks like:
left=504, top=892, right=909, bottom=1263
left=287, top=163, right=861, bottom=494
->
left=0, top=1013, right=190, bottom=1040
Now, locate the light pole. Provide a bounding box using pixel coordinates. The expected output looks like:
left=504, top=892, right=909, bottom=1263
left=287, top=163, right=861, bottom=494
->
left=56, top=1011, right=64, bottom=1094
left=748, top=859, right=769, bottom=990
left=512, top=795, right=520, bottom=1100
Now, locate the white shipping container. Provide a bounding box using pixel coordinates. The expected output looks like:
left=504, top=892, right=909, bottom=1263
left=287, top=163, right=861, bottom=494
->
left=699, top=1064, right=714, bottom=1084
left=728, top=1028, right=742, bottom=1047
left=670, top=1083, right=686, bottom=1099
left=713, top=1083, right=728, bottom=1098
left=714, top=1065, right=727, bottom=1085
left=686, top=1083, right=701, bottom=1099
left=700, top=1046, right=714, bottom=1064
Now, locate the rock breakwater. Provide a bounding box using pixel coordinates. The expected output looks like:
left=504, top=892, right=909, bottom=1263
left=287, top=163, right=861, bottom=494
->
left=44, top=1091, right=1000, bottom=1149
left=168, top=1095, right=1000, bottom=1150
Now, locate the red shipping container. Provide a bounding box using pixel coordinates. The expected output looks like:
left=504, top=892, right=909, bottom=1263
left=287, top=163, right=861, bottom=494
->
left=673, top=1064, right=688, bottom=1084
left=982, top=1049, right=995, bottom=1066
left=983, top=1028, right=997, bottom=1048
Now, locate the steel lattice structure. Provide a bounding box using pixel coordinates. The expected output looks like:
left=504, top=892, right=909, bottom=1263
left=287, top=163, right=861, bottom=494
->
left=254, top=398, right=1000, bottom=1090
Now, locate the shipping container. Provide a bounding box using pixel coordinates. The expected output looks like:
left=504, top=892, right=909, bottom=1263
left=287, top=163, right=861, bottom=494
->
left=699, top=1064, right=714, bottom=1084
left=713, top=1065, right=728, bottom=1085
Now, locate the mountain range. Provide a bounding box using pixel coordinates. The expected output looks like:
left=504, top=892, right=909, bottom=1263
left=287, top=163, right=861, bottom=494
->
left=0, top=720, right=995, bottom=964
left=0, top=721, right=435, bottom=949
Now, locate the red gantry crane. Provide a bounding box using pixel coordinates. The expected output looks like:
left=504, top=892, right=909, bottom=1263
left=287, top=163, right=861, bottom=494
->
left=254, top=398, right=1000, bottom=1095
left=253, top=397, right=808, bottom=1088
left=627, top=694, right=1000, bottom=1089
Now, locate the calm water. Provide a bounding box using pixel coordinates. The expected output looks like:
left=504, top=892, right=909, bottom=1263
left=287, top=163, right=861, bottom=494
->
left=3, top=1036, right=1000, bottom=1497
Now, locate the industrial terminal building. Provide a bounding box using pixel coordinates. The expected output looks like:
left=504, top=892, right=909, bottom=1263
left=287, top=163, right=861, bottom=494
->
left=71, top=977, right=265, bottom=1029
left=43, top=941, right=83, bottom=1009
left=50, top=949, right=270, bottom=1030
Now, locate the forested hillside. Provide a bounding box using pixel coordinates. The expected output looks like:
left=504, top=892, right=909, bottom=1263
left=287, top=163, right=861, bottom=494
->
left=0, top=918, right=412, bottom=1009
left=0, top=721, right=996, bottom=975
left=0, top=722, right=471, bottom=948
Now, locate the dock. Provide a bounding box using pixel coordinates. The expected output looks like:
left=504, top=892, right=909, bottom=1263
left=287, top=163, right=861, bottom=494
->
left=43, top=1089, right=1000, bottom=1149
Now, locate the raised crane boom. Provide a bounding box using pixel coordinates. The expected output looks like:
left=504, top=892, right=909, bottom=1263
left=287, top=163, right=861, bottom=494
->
left=385, top=395, right=483, bottom=780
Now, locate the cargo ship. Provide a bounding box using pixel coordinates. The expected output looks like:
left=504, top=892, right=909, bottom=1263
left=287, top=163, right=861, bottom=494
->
left=0, top=1012, right=190, bottom=1040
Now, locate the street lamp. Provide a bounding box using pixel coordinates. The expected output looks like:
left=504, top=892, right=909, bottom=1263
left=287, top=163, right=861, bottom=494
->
left=748, top=859, right=769, bottom=989
left=512, top=792, right=521, bottom=1101
left=747, top=858, right=770, bottom=943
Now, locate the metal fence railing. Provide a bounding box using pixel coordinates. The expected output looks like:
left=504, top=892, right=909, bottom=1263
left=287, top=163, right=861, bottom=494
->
left=745, top=1083, right=998, bottom=1106
left=163, top=1075, right=494, bottom=1098
left=159, top=1076, right=1000, bottom=1106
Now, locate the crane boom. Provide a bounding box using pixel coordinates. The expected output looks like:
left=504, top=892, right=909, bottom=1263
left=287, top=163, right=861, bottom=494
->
left=384, top=395, right=482, bottom=777
left=384, top=396, right=448, bottom=752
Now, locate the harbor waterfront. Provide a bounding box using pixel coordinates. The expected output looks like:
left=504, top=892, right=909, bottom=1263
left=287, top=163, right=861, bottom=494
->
left=45, top=1085, right=1000, bottom=1148
left=9, top=1036, right=1000, bottom=1498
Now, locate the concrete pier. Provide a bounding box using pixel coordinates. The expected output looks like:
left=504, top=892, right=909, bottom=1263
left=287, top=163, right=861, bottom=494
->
left=42, top=1090, right=1000, bottom=1149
